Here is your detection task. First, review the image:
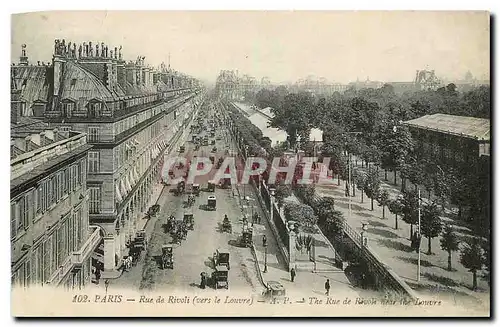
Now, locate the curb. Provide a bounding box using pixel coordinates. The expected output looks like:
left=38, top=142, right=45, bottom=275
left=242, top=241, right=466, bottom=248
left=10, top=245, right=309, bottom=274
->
left=250, top=244, right=267, bottom=288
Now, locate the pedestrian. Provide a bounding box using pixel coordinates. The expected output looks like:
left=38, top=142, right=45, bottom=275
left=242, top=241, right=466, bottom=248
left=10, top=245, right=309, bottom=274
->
left=325, top=279, right=330, bottom=296
left=200, top=272, right=206, bottom=289
left=263, top=235, right=267, bottom=248
left=290, top=268, right=296, bottom=282
left=104, top=279, right=110, bottom=293
left=95, top=268, right=101, bottom=285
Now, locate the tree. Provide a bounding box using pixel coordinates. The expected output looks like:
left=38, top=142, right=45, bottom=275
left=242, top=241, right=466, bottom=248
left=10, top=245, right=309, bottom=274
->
left=364, top=167, right=381, bottom=211
left=355, top=172, right=367, bottom=203
left=270, top=92, right=314, bottom=149
left=377, top=124, right=414, bottom=185
left=377, top=189, right=391, bottom=219
left=315, top=196, right=336, bottom=225
left=294, top=184, right=316, bottom=206
left=284, top=202, right=318, bottom=233
left=274, top=184, right=292, bottom=209
left=420, top=201, right=442, bottom=254
left=401, top=190, right=419, bottom=238
left=440, top=225, right=460, bottom=271
left=388, top=197, right=404, bottom=230
left=460, top=237, right=484, bottom=291
left=325, top=210, right=345, bottom=237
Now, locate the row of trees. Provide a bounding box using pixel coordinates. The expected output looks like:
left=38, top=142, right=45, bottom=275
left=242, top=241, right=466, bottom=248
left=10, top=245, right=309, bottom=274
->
left=289, top=170, right=489, bottom=291
left=252, top=84, right=490, bottom=237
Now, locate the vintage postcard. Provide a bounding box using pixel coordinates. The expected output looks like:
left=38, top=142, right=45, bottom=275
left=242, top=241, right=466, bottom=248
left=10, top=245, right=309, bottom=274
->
left=10, top=10, right=490, bottom=317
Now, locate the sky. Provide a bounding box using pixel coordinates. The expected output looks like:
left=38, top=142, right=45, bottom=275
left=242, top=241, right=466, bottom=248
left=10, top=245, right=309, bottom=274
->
left=11, top=11, right=490, bottom=84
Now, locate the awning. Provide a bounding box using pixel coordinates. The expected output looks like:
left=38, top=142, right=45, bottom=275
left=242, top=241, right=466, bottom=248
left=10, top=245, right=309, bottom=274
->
left=129, top=169, right=135, bottom=185
left=115, top=183, right=123, bottom=203
left=120, top=179, right=128, bottom=196
left=134, top=167, right=140, bottom=182
left=125, top=174, right=132, bottom=192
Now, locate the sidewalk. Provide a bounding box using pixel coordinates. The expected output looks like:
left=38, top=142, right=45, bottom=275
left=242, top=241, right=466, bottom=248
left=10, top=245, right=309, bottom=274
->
left=315, top=175, right=490, bottom=309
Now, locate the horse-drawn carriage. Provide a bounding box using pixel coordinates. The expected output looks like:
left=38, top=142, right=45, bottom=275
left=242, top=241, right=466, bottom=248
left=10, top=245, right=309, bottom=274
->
left=219, top=177, right=231, bottom=189
left=207, top=195, right=217, bottom=211
left=184, top=211, right=194, bottom=230
left=216, top=157, right=224, bottom=169
left=241, top=225, right=253, bottom=247
left=129, top=245, right=142, bottom=266
left=262, top=281, right=286, bottom=301
left=161, top=245, right=174, bottom=269
left=207, top=180, right=215, bottom=192
left=146, top=204, right=160, bottom=218
left=186, top=193, right=195, bottom=207
left=213, top=248, right=230, bottom=270
left=134, top=230, right=147, bottom=249
left=211, top=265, right=229, bottom=290
left=176, top=180, right=186, bottom=195
left=193, top=183, right=200, bottom=196
left=222, top=215, right=232, bottom=233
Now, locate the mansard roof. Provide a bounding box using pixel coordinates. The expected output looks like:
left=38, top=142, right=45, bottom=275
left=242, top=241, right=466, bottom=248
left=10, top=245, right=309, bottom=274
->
left=11, top=66, right=50, bottom=107
left=60, top=60, right=117, bottom=101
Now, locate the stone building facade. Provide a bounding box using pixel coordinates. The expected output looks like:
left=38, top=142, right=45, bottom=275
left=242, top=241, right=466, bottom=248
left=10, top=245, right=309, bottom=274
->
left=11, top=112, right=98, bottom=289
left=11, top=40, right=204, bottom=278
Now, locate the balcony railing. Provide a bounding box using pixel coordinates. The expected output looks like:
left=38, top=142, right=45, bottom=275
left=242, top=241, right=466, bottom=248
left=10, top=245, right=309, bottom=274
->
left=46, top=226, right=102, bottom=286
left=72, top=226, right=102, bottom=268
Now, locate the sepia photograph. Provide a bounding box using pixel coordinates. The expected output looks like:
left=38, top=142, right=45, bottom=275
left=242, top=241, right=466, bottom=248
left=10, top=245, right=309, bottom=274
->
left=9, top=10, right=490, bottom=317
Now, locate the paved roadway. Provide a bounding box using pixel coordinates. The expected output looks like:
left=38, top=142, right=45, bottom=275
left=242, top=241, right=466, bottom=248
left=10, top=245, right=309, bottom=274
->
left=109, top=103, right=264, bottom=294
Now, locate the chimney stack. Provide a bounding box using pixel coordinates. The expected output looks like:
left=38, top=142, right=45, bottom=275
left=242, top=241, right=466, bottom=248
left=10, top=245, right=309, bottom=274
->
left=19, top=44, right=28, bottom=66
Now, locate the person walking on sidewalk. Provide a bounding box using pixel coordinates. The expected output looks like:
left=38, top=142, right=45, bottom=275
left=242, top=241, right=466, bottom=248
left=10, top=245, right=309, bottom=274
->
left=262, top=235, right=267, bottom=248
left=95, top=268, right=101, bottom=285
left=290, top=268, right=296, bottom=282
left=325, top=279, right=330, bottom=296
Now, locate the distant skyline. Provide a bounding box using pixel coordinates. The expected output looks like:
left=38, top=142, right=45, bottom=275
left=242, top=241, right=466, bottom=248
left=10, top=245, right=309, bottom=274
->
left=12, top=11, right=490, bottom=84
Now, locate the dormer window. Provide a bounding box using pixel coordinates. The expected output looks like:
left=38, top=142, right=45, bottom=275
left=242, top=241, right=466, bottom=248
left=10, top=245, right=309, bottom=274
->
left=70, top=78, right=77, bottom=86
left=88, top=99, right=103, bottom=118
left=61, top=99, right=76, bottom=118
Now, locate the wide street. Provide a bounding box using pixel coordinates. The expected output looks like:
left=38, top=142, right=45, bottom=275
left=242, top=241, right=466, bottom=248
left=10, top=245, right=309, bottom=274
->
left=108, top=103, right=264, bottom=294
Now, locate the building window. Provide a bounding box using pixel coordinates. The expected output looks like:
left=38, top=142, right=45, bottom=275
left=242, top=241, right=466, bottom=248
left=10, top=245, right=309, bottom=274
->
left=11, top=202, right=18, bottom=238
left=62, top=169, right=68, bottom=196
left=24, top=192, right=32, bottom=228
left=33, top=243, right=44, bottom=283
left=72, top=165, right=78, bottom=190
left=62, top=102, right=75, bottom=118
left=89, top=186, right=101, bottom=214
left=89, top=102, right=102, bottom=117
left=57, top=224, right=65, bottom=266
left=88, top=151, right=100, bottom=173
left=24, top=259, right=31, bottom=287
left=18, top=196, right=25, bottom=232
left=74, top=208, right=82, bottom=251
left=36, top=186, right=42, bottom=215
left=48, top=233, right=57, bottom=277
left=60, top=126, right=71, bottom=132
left=88, top=127, right=100, bottom=142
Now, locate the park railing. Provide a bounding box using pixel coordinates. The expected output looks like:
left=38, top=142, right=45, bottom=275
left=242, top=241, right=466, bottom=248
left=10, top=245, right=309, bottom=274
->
left=298, top=193, right=417, bottom=300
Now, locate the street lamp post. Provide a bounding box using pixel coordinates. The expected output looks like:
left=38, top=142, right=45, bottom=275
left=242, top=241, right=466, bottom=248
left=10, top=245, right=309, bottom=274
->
left=269, top=188, right=275, bottom=223
left=264, top=244, right=268, bottom=273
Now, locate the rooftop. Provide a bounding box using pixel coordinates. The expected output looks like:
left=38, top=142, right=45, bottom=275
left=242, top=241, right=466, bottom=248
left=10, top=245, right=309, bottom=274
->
left=403, top=113, right=490, bottom=141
